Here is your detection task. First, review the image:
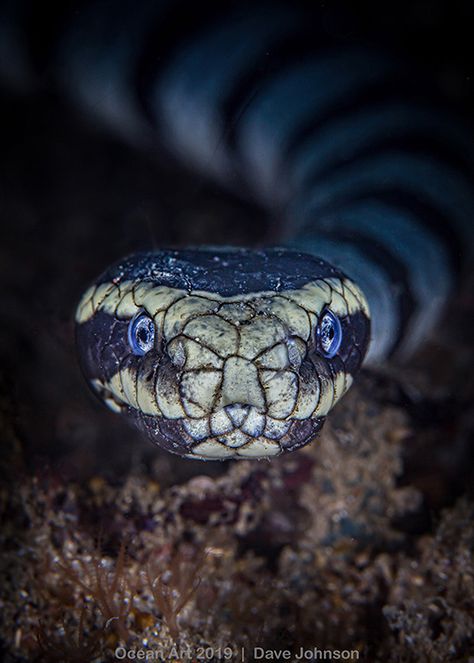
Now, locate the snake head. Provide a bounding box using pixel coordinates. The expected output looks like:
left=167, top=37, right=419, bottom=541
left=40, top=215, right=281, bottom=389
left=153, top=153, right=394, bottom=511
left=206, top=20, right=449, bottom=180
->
left=75, top=248, right=370, bottom=460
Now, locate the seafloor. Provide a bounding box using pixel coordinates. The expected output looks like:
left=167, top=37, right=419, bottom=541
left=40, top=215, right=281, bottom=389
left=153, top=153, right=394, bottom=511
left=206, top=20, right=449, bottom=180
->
left=1, top=11, right=474, bottom=659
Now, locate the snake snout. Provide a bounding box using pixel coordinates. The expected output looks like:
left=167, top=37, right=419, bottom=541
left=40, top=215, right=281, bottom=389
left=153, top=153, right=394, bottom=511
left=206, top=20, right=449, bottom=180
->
left=216, top=357, right=265, bottom=411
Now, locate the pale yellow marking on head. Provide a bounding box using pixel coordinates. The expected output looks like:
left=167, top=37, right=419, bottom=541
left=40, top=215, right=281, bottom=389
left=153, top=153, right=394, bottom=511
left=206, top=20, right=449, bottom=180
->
left=119, top=368, right=139, bottom=409
left=283, top=279, right=331, bottom=315
left=136, top=376, right=161, bottom=416
left=210, top=410, right=234, bottom=436
left=217, top=302, right=255, bottom=324
left=183, top=315, right=239, bottom=358
left=109, top=282, right=135, bottom=317
left=108, top=372, right=126, bottom=402
left=313, top=372, right=335, bottom=417
left=76, top=276, right=366, bottom=331
left=292, top=374, right=320, bottom=420
left=261, top=296, right=311, bottom=340
left=90, top=377, right=125, bottom=413
left=226, top=404, right=249, bottom=427
left=260, top=370, right=298, bottom=419
left=116, top=290, right=139, bottom=319
left=256, top=343, right=289, bottom=370
left=77, top=280, right=133, bottom=322
left=183, top=417, right=210, bottom=440
left=131, top=281, right=155, bottom=303
left=98, top=373, right=130, bottom=410
left=241, top=408, right=266, bottom=436
left=92, top=282, right=116, bottom=309
left=286, top=337, right=306, bottom=370
left=332, top=371, right=347, bottom=402
left=217, top=429, right=250, bottom=448
left=342, top=278, right=370, bottom=317
left=76, top=284, right=97, bottom=323
left=191, top=289, right=275, bottom=302
left=328, top=290, right=349, bottom=318
left=343, top=373, right=354, bottom=394
left=152, top=310, right=167, bottom=337
left=238, top=316, right=287, bottom=360
left=140, top=286, right=186, bottom=316
left=339, top=280, right=360, bottom=314
left=324, top=276, right=344, bottom=295
left=167, top=338, right=186, bottom=368
left=168, top=336, right=223, bottom=370
left=180, top=370, right=221, bottom=415
left=155, top=370, right=187, bottom=419
left=264, top=418, right=291, bottom=439
left=218, top=357, right=265, bottom=410
left=104, top=396, right=124, bottom=413
left=95, top=367, right=160, bottom=416
left=164, top=295, right=218, bottom=338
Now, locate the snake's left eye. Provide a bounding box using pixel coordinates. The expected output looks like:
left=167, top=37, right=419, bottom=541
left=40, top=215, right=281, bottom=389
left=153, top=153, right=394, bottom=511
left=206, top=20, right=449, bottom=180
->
left=318, top=309, right=342, bottom=358
left=128, top=313, right=155, bottom=356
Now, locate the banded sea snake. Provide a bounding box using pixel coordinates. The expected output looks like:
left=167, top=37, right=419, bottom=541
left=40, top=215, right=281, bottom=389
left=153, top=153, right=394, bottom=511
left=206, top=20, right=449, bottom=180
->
left=2, top=1, right=473, bottom=460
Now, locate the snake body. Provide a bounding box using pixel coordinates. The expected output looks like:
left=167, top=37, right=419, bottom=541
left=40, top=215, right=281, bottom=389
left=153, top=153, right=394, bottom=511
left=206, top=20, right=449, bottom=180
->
left=3, top=1, right=473, bottom=459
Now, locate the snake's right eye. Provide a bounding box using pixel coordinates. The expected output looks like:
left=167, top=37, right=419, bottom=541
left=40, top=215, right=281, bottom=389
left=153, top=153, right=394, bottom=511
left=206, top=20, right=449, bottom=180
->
left=318, top=309, right=342, bottom=358
left=128, top=313, right=155, bottom=356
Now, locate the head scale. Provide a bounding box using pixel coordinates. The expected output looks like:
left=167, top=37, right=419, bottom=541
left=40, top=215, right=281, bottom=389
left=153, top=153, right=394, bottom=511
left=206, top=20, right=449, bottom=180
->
left=75, top=248, right=370, bottom=460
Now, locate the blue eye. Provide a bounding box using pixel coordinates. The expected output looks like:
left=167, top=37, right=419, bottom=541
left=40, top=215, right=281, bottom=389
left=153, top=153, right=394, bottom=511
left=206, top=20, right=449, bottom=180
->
left=318, top=310, right=342, bottom=358
left=128, top=313, right=155, bottom=356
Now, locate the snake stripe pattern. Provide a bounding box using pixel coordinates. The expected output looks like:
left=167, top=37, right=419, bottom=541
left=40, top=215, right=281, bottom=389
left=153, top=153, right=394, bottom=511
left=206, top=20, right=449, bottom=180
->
left=75, top=249, right=369, bottom=458
left=2, top=0, right=473, bottom=459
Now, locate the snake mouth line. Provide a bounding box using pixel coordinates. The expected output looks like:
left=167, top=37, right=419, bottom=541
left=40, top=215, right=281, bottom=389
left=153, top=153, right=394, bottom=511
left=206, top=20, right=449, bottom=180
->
left=187, top=415, right=325, bottom=460
left=135, top=407, right=325, bottom=460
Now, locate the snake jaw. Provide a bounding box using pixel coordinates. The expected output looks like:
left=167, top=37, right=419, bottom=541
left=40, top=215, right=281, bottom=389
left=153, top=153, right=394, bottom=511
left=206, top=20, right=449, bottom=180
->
left=129, top=350, right=336, bottom=459
left=133, top=406, right=326, bottom=460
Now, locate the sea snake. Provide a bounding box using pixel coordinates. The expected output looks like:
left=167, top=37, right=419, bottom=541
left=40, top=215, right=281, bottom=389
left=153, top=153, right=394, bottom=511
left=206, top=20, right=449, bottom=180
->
left=2, top=1, right=473, bottom=460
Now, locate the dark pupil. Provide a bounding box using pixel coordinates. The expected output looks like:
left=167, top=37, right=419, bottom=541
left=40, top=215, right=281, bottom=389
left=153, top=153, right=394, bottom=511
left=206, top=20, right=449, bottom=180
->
left=137, top=326, right=149, bottom=344
left=328, top=326, right=334, bottom=340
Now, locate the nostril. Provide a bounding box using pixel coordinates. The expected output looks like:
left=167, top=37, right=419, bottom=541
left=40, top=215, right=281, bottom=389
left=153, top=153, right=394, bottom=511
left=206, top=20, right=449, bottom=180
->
left=225, top=404, right=250, bottom=427
left=168, top=339, right=186, bottom=368
left=287, top=336, right=305, bottom=370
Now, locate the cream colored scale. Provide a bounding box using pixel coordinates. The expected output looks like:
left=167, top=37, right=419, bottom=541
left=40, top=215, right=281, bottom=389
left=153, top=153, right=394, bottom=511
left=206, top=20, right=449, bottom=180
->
left=76, top=275, right=368, bottom=459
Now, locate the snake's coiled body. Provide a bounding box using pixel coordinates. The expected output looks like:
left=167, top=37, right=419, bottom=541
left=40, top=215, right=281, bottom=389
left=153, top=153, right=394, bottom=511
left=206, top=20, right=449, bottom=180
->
left=3, top=0, right=473, bottom=459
